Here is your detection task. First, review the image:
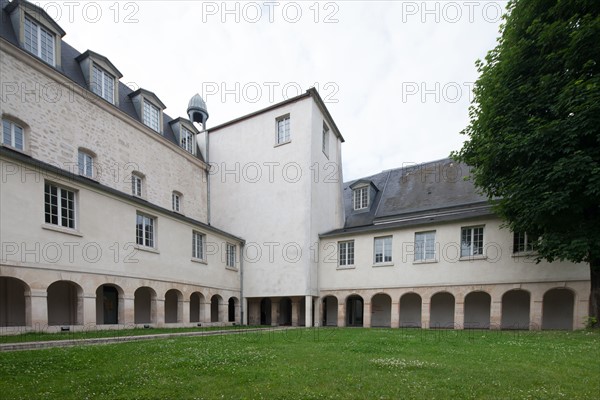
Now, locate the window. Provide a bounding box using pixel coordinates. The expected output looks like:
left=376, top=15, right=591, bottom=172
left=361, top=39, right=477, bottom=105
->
left=276, top=115, right=290, bottom=144
left=322, top=122, right=330, bottom=158
left=192, top=231, right=205, bottom=260
left=143, top=100, right=160, bottom=132
left=513, top=232, right=536, bottom=253
left=24, top=16, right=55, bottom=65
left=136, top=213, right=155, bottom=248
left=353, top=187, right=369, bottom=210
left=338, top=240, right=354, bottom=266
left=2, top=120, right=24, bottom=150
left=415, top=231, right=436, bottom=261
left=180, top=127, right=194, bottom=153
left=44, top=182, right=76, bottom=229
left=226, top=243, right=236, bottom=268
left=461, top=226, right=484, bottom=257
left=374, top=236, right=392, bottom=264
left=91, top=64, right=115, bottom=104
left=131, top=174, right=143, bottom=197
left=172, top=192, right=181, bottom=212
left=78, top=150, right=94, bottom=178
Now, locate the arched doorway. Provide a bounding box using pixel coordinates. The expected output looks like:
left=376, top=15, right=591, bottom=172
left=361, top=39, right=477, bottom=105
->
left=400, top=293, right=422, bottom=328
left=47, top=281, right=82, bottom=326
left=346, top=295, right=363, bottom=327
left=501, top=289, right=530, bottom=329
left=134, top=286, right=157, bottom=324
left=211, top=295, right=222, bottom=322
left=322, top=296, right=338, bottom=326
left=165, top=289, right=183, bottom=323
left=260, top=298, right=271, bottom=325
left=190, top=292, right=204, bottom=323
left=0, top=277, right=29, bottom=327
left=464, top=291, right=491, bottom=329
left=371, top=293, right=391, bottom=327
left=95, top=284, right=123, bottom=325
left=542, top=288, right=574, bottom=330
left=228, top=297, right=238, bottom=323
left=430, top=292, right=455, bottom=328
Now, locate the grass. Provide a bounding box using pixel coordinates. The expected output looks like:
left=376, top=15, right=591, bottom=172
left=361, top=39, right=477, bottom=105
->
left=0, top=325, right=261, bottom=344
left=0, top=328, right=598, bottom=399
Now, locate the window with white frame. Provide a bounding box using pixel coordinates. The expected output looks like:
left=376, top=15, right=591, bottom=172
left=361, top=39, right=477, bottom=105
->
left=338, top=240, right=354, bottom=266
left=461, top=226, right=484, bottom=257
left=78, top=150, right=94, bottom=178
left=172, top=192, right=181, bottom=212
left=2, top=120, right=24, bottom=151
left=322, top=122, right=330, bottom=158
left=143, top=100, right=160, bottom=132
left=226, top=243, right=236, bottom=267
left=24, top=16, right=55, bottom=65
left=136, top=213, right=155, bottom=248
left=131, top=173, right=143, bottom=197
left=353, top=187, right=369, bottom=210
left=192, top=231, right=205, bottom=260
left=513, top=232, right=536, bottom=253
left=44, top=182, right=76, bottom=229
left=180, top=126, right=194, bottom=153
left=374, top=236, right=392, bottom=264
left=91, top=64, right=115, bottom=104
left=276, top=115, right=290, bottom=144
left=415, top=231, right=436, bottom=261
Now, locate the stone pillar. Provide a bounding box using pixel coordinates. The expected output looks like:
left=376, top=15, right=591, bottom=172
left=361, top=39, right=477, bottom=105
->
left=219, top=300, right=227, bottom=323
left=242, top=298, right=248, bottom=325
left=530, top=297, right=543, bottom=330
left=305, top=296, right=313, bottom=327
left=421, top=300, right=430, bottom=329
left=122, top=296, right=135, bottom=325
left=182, top=299, right=190, bottom=324
left=363, top=301, right=371, bottom=328
left=291, top=298, right=300, bottom=327
left=337, top=300, right=346, bottom=327
left=574, top=297, right=588, bottom=330
left=314, top=297, right=322, bottom=327
left=156, top=298, right=165, bottom=327
left=28, top=289, right=48, bottom=330
left=454, top=301, right=464, bottom=330
left=271, top=298, right=280, bottom=326
left=391, top=300, right=400, bottom=328
left=82, top=293, right=96, bottom=327
left=490, top=298, right=502, bottom=330
left=203, top=300, right=211, bottom=324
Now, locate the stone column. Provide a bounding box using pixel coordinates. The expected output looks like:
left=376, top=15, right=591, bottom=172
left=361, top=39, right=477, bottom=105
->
left=82, top=293, right=96, bottom=326
left=219, top=300, right=227, bottom=323
left=363, top=301, right=371, bottom=328
left=454, top=301, right=464, bottom=330
left=313, top=297, right=322, bottom=327
left=391, top=300, right=400, bottom=328
left=156, top=298, right=165, bottom=327
left=337, top=300, right=346, bottom=327
left=242, top=298, right=249, bottom=325
left=291, top=298, right=300, bottom=327
left=182, top=299, right=190, bottom=324
left=530, top=297, right=543, bottom=330
left=490, top=298, right=502, bottom=330
left=122, top=296, right=135, bottom=325
left=28, top=289, right=48, bottom=330
left=203, top=300, right=211, bottom=324
left=305, top=296, right=313, bottom=327
left=271, top=298, right=280, bottom=326
left=421, top=300, right=430, bottom=329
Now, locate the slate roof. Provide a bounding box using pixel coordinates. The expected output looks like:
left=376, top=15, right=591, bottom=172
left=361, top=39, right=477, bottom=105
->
left=0, top=0, right=204, bottom=162
left=323, top=159, right=493, bottom=237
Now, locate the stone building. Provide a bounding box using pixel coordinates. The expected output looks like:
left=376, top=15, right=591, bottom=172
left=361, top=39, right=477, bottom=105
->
left=0, top=0, right=590, bottom=332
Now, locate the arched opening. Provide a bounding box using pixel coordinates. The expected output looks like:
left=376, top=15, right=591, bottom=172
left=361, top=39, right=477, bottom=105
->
left=346, top=295, right=364, bottom=327
left=430, top=292, right=455, bottom=329
left=0, top=277, right=29, bottom=327
left=501, top=289, right=530, bottom=329
left=228, top=297, right=238, bottom=323
left=95, top=284, right=123, bottom=325
left=190, top=292, right=204, bottom=323
left=211, top=295, right=222, bottom=323
left=279, top=297, right=292, bottom=326
left=400, top=293, right=422, bottom=328
left=134, top=287, right=156, bottom=324
left=47, top=281, right=82, bottom=326
left=165, top=289, right=183, bottom=323
left=464, top=291, right=491, bottom=329
left=371, top=293, right=391, bottom=327
left=322, top=296, right=338, bottom=326
left=260, top=298, right=272, bottom=325
left=542, top=288, right=574, bottom=330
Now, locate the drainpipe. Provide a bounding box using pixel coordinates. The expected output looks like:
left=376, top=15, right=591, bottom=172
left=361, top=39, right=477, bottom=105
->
left=206, top=128, right=211, bottom=225
left=240, top=242, right=244, bottom=325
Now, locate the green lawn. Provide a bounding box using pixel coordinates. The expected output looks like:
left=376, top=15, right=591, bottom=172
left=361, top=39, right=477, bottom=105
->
left=0, top=328, right=598, bottom=399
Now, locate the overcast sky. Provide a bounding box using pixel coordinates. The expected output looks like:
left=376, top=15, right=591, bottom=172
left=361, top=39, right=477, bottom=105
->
left=36, top=0, right=506, bottom=180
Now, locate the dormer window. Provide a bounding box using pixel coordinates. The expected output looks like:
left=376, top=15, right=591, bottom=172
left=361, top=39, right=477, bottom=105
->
left=2, top=120, right=24, bottom=151
left=78, top=149, right=95, bottom=178
left=24, top=16, right=55, bottom=65
left=353, top=187, right=369, bottom=210
left=92, top=64, right=115, bottom=104
left=143, top=100, right=160, bottom=132
left=181, top=126, right=194, bottom=153
left=131, top=172, right=144, bottom=197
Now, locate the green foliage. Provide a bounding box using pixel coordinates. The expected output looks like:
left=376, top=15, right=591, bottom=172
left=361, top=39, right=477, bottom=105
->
left=585, top=316, right=598, bottom=329
left=453, top=0, right=600, bottom=265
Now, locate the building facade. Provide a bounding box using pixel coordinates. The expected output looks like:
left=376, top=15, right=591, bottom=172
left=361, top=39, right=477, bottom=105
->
left=0, top=0, right=590, bottom=332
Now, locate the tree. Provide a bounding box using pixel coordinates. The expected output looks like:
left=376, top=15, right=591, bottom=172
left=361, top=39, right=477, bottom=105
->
left=453, top=0, right=600, bottom=326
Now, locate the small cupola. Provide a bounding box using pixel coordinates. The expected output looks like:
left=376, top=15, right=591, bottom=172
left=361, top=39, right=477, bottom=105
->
left=187, top=94, right=209, bottom=129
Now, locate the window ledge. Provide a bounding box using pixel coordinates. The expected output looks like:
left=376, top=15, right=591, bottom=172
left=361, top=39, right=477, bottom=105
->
left=134, top=245, right=160, bottom=254
left=337, top=265, right=355, bottom=270
left=191, top=257, right=207, bottom=264
left=459, top=255, right=487, bottom=261
left=373, top=262, right=394, bottom=267
left=1, top=144, right=29, bottom=156
left=41, top=224, right=83, bottom=237
left=413, top=259, right=438, bottom=265
left=274, top=140, right=291, bottom=148
left=225, top=266, right=238, bottom=271
left=511, top=251, right=537, bottom=258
